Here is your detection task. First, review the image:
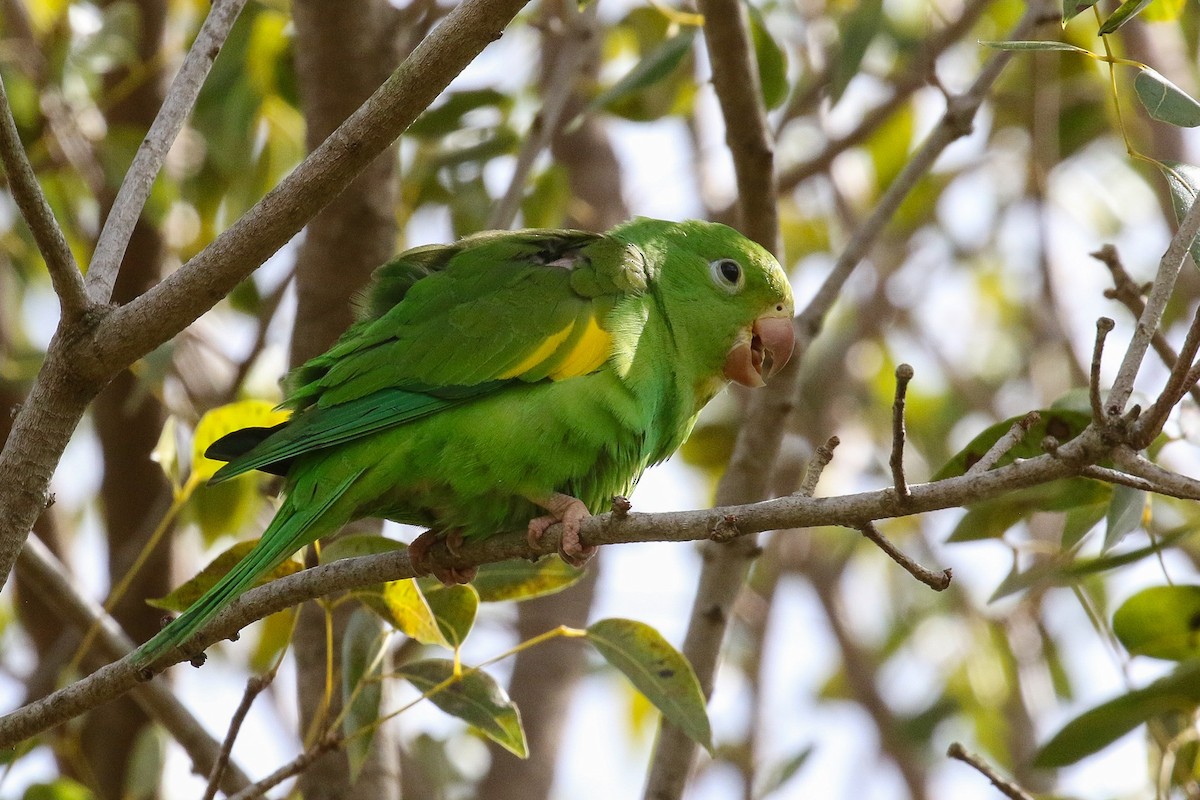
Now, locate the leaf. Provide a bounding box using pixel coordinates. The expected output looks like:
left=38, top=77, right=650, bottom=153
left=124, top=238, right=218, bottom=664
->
left=407, top=89, right=512, bottom=139
left=932, top=409, right=1090, bottom=480
left=417, top=579, right=479, bottom=649
left=191, top=400, right=290, bottom=483
left=22, top=779, right=96, bottom=800
left=1061, top=0, right=1099, bottom=22
left=146, top=540, right=302, bottom=612
left=188, top=478, right=265, bottom=545
left=978, top=39, right=1093, bottom=53
left=472, top=557, right=585, bottom=602
left=1113, top=585, right=1200, bottom=661
left=1061, top=501, right=1108, bottom=548
left=1142, top=0, right=1185, bottom=21
left=754, top=746, right=814, bottom=799
left=945, top=479, right=1110, bottom=543
left=151, top=416, right=181, bottom=493
left=591, top=28, right=697, bottom=114
left=1157, top=161, right=1200, bottom=266
left=397, top=659, right=528, bottom=758
left=586, top=618, right=713, bottom=753
left=342, top=609, right=388, bottom=780
left=829, top=0, right=882, bottom=104
left=371, top=579, right=447, bottom=647
left=1102, top=484, right=1146, bottom=552
left=1097, top=0, right=1154, bottom=34
left=1034, top=660, right=1200, bottom=767
left=745, top=2, right=788, bottom=110
left=319, top=534, right=404, bottom=565
left=1135, top=69, right=1200, bottom=128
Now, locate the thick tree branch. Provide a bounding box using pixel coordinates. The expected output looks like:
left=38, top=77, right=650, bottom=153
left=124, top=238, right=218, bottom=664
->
left=0, top=73, right=87, bottom=318
left=87, top=0, right=532, bottom=378
left=87, top=0, right=249, bottom=304
left=0, top=427, right=1111, bottom=748
left=0, top=0, right=531, bottom=591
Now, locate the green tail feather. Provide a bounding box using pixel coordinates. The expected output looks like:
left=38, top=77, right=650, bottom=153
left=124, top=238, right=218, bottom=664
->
left=132, top=470, right=364, bottom=667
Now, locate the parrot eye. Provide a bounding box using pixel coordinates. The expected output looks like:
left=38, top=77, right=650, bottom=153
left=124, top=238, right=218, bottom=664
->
left=709, top=259, right=744, bottom=292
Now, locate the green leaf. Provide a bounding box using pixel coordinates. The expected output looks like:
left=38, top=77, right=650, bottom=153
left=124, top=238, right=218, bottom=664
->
left=1157, top=161, right=1200, bottom=266
left=407, top=89, right=512, bottom=139
left=591, top=28, right=697, bottom=115
left=472, top=557, right=585, bottom=602
left=1061, top=0, right=1099, bottom=22
left=829, top=0, right=882, bottom=104
left=319, top=534, right=404, bottom=565
left=945, top=479, right=1110, bottom=543
left=932, top=409, right=1090, bottom=480
left=1097, top=0, right=1154, bottom=34
left=342, top=609, right=387, bottom=780
left=1061, top=501, right=1108, bottom=548
left=1103, top=484, right=1146, bottom=551
left=1035, top=660, right=1200, bottom=767
left=586, top=618, right=713, bottom=753
left=745, top=3, right=788, bottom=110
left=397, top=659, right=528, bottom=758
left=1113, top=585, right=1200, bottom=661
left=417, top=579, right=479, bottom=649
left=146, top=540, right=302, bottom=612
left=1135, top=69, right=1200, bottom=127
left=754, top=746, right=813, bottom=799
left=978, top=39, right=1093, bottom=53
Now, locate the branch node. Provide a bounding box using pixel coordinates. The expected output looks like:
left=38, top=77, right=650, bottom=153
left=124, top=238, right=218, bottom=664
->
left=1041, top=435, right=1060, bottom=456
left=610, top=495, right=631, bottom=519
left=858, top=521, right=951, bottom=591
left=708, top=514, right=742, bottom=543
left=1090, top=316, right=1115, bottom=422
left=798, top=435, right=839, bottom=497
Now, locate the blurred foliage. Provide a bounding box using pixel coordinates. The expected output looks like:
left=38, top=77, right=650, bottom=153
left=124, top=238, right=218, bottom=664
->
left=6, top=0, right=1200, bottom=798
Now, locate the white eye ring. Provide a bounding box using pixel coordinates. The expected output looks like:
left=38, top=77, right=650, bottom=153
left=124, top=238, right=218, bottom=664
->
left=709, top=258, right=744, bottom=293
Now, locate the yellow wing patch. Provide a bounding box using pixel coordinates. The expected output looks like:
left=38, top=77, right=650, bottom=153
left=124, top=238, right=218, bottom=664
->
left=550, top=315, right=612, bottom=380
left=498, top=324, right=574, bottom=379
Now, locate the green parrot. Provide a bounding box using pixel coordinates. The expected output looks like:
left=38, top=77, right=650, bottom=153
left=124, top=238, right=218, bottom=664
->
left=133, top=217, right=794, bottom=667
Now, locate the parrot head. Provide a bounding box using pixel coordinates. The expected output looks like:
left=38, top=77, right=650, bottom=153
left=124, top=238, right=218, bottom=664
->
left=615, top=218, right=795, bottom=391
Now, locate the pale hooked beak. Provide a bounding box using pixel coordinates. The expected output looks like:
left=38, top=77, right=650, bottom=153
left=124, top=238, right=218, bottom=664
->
left=723, top=315, right=796, bottom=388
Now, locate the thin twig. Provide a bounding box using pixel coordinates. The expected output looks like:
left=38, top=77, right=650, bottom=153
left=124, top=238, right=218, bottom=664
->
left=858, top=521, right=951, bottom=590
left=1091, top=317, right=1115, bottom=422
left=0, top=74, right=87, bottom=317
left=799, top=436, right=839, bottom=497
left=1110, top=446, right=1200, bottom=501
left=88, top=0, right=250, bottom=304
left=965, top=411, right=1040, bottom=476
left=890, top=364, right=914, bottom=500
left=1094, top=244, right=1200, bottom=406
left=202, top=676, right=271, bottom=800
left=1135, top=299, right=1200, bottom=447
left=485, top=3, right=594, bottom=230
left=1108, top=169, right=1200, bottom=414
left=226, top=733, right=342, bottom=800
left=1078, top=465, right=1163, bottom=495
left=946, top=742, right=1035, bottom=800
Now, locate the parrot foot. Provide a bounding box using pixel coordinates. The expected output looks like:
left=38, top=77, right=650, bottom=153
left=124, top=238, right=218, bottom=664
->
left=409, top=529, right=477, bottom=586
left=526, top=493, right=594, bottom=568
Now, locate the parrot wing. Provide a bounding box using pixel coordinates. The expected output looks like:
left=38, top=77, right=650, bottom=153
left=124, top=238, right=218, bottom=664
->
left=209, top=229, right=649, bottom=482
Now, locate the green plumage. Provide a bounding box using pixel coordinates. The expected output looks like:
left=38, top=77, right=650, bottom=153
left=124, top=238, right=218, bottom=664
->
left=133, top=218, right=794, bottom=666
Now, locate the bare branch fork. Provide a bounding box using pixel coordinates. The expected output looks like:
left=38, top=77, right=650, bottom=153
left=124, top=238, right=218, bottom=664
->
left=0, top=0, right=535, bottom=588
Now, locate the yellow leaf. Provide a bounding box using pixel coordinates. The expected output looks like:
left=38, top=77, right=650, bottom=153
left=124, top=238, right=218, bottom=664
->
left=191, top=400, right=290, bottom=483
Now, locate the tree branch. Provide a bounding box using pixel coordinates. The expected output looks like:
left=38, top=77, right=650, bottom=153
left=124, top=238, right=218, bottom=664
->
left=15, top=537, right=251, bottom=794
left=0, top=427, right=1112, bottom=748
left=0, top=73, right=87, bottom=318
left=87, top=0, right=249, bottom=305
left=86, top=0, right=533, bottom=379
